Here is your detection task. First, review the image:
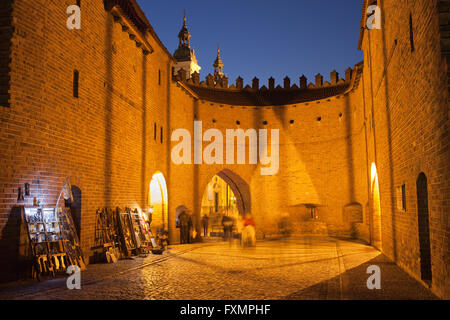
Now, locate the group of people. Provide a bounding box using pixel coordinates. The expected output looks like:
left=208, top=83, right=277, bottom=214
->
left=180, top=210, right=257, bottom=246
left=202, top=213, right=257, bottom=246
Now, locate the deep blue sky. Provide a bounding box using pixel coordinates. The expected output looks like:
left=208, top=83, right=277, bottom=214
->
left=137, top=0, right=364, bottom=86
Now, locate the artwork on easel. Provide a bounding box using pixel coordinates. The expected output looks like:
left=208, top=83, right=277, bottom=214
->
left=116, top=208, right=137, bottom=257
left=59, top=207, right=86, bottom=271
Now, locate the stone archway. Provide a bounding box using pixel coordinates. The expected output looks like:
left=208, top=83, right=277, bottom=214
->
left=216, top=169, right=251, bottom=216
left=200, top=169, right=251, bottom=237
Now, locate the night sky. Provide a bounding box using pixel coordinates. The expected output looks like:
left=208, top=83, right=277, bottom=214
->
left=137, top=0, right=364, bottom=86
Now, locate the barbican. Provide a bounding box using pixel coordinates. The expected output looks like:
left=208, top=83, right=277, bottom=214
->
left=0, top=0, right=448, bottom=300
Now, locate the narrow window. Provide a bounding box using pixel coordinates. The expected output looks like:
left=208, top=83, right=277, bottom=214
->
left=73, top=70, right=79, bottom=98
left=158, top=70, right=161, bottom=86
left=154, top=123, right=157, bottom=140
left=409, top=13, right=415, bottom=52
left=396, top=184, right=407, bottom=211
left=160, top=126, right=163, bottom=144
left=76, top=0, right=81, bottom=7
left=402, top=184, right=407, bottom=211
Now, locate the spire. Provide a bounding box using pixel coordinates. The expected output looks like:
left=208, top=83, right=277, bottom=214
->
left=173, top=10, right=202, bottom=79
left=178, top=9, right=191, bottom=47
left=214, top=44, right=224, bottom=76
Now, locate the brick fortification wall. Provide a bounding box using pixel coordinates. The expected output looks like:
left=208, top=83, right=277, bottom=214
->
left=0, top=0, right=12, bottom=107
left=0, top=0, right=177, bottom=281
left=188, top=70, right=370, bottom=241
left=0, top=0, right=447, bottom=299
left=360, top=0, right=449, bottom=299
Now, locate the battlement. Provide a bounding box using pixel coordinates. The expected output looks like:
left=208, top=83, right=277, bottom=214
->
left=174, top=67, right=354, bottom=91
left=173, top=65, right=362, bottom=106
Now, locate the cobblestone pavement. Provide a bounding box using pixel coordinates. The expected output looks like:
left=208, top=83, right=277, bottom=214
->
left=0, top=237, right=438, bottom=300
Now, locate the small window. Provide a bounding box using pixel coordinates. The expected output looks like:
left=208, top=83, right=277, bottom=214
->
left=73, top=70, right=79, bottom=98
left=154, top=123, right=157, bottom=140
left=76, top=0, right=81, bottom=7
left=396, top=184, right=406, bottom=211
left=409, top=13, right=415, bottom=52
left=158, top=70, right=161, bottom=86
left=402, top=184, right=406, bottom=211
left=160, top=127, right=163, bottom=144
left=236, top=121, right=240, bottom=125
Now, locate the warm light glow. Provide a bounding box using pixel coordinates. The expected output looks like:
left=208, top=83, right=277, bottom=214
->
left=370, top=163, right=382, bottom=249
left=371, top=162, right=377, bottom=183
left=149, top=172, right=168, bottom=230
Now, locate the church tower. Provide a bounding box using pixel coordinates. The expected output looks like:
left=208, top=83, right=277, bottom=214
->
left=213, top=46, right=227, bottom=85
left=173, top=12, right=201, bottom=79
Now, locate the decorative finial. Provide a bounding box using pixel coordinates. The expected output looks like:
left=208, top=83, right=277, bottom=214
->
left=183, top=9, right=186, bottom=24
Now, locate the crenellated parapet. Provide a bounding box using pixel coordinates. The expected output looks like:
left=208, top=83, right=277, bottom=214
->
left=174, top=67, right=354, bottom=91
left=173, top=63, right=363, bottom=106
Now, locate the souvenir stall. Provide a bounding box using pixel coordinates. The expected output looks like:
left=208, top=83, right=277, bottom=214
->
left=20, top=206, right=85, bottom=280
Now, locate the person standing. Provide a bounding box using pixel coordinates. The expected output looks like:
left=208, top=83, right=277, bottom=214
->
left=201, top=214, right=209, bottom=237
left=179, top=211, right=189, bottom=244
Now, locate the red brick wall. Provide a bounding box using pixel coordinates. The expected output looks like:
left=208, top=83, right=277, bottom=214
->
left=0, top=0, right=12, bottom=107
left=0, top=0, right=447, bottom=300
left=0, top=0, right=174, bottom=281
left=360, top=0, right=449, bottom=299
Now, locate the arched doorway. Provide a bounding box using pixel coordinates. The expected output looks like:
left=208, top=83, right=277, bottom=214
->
left=149, top=172, right=168, bottom=231
left=416, top=172, right=432, bottom=284
left=200, top=169, right=250, bottom=237
left=370, top=163, right=382, bottom=250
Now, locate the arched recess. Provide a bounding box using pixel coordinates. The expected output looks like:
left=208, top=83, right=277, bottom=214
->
left=416, top=172, right=432, bottom=284
left=149, top=172, right=168, bottom=231
left=200, top=169, right=251, bottom=236
left=370, top=163, right=382, bottom=250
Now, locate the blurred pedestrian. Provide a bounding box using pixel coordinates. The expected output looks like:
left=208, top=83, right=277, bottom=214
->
left=187, top=211, right=194, bottom=243
left=221, top=215, right=234, bottom=242
left=179, top=211, right=189, bottom=244
left=242, top=213, right=256, bottom=247
left=202, top=214, right=209, bottom=237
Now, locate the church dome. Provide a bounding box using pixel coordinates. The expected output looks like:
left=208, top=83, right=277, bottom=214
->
left=174, top=45, right=193, bottom=62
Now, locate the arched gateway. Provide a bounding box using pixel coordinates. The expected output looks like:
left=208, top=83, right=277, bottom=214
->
left=200, top=169, right=251, bottom=237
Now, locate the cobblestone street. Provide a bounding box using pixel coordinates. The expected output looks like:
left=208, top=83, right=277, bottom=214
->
left=0, top=237, right=437, bottom=300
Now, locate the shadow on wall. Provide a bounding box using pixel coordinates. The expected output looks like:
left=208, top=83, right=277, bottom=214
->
left=0, top=207, right=22, bottom=283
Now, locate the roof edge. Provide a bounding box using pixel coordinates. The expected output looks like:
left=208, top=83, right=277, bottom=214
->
left=358, top=0, right=369, bottom=50
left=129, top=0, right=176, bottom=62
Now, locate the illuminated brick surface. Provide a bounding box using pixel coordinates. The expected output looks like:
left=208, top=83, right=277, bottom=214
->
left=0, top=0, right=448, bottom=299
